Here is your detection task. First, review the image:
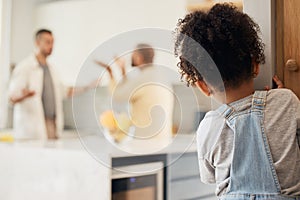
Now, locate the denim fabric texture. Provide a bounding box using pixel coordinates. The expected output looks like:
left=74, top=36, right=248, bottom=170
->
left=216, top=91, right=299, bottom=200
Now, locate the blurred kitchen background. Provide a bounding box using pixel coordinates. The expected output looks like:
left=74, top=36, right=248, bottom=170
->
left=0, top=0, right=280, bottom=199
left=0, top=0, right=274, bottom=134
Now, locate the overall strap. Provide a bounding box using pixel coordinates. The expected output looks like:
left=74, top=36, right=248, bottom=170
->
left=216, top=104, right=235, bottom=120
left=224, top=89, right=281, bottom=195
left=217, top=90, right=268, bottom=120
left=216, top=103, right=236, bottom=130
left=251, top=90, right=268, bottom=111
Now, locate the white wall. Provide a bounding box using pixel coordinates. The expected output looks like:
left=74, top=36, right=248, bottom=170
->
left=9, top=0, right=275, bottom=88
left=34, top=0, right=187, bottom=85
left=0, top=0, right=12, bottom=128
left=10, top=0, right=37, bottom=64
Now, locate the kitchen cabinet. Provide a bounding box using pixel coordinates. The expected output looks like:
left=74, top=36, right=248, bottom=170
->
left=167, top=153, right=216, bottom=200
left=276, top=0, right=300, bottom=98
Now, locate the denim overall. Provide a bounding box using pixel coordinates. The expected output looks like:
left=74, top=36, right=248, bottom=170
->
left=216, top=91, right=300, bottom=200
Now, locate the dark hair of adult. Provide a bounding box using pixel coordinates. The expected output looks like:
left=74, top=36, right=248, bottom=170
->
left=174, top=3, right=265, bottom=89
left=135, top=43, right=155, bottom=64
left=35, top=29, right=52, bottom=40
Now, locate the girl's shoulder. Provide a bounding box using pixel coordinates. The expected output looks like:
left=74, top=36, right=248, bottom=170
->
left=267, top=88, right=299, bottom=106
left=268, top=88, right=295, bottom=96
left=196, top=110, right=226, bottom=158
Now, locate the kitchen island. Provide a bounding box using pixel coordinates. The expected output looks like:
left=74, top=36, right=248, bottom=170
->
left=0, top=130, right=215, bottom=200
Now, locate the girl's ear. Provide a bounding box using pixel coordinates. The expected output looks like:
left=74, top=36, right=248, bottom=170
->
left=253, top=62, right=260, bottom=77
left=195, top=80, right=211, bottom=96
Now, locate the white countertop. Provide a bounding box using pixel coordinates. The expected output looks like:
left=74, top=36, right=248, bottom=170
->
left=0, top=130, right=111, bottom=200
left=1, top=130, right=198, bottom=157
left=0, top=130, right=198, bottom=200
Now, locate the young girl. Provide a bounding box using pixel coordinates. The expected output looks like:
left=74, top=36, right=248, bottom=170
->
left=175, top=3, right=300, bottom=200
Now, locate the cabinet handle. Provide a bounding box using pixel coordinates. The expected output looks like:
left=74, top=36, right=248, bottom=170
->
left=285, top=59, right=298, bottom=72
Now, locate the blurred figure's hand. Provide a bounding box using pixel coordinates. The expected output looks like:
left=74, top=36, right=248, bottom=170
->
left=10, top=88, right=36, bottom=104
left=94, top=60, right=113, bottom=79
left=114, top=56, right=126, bottom=76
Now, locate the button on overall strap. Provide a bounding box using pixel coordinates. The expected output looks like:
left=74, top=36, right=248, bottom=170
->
left=217, top=103, right=235, bottom=122
left=252, top=90, right=267, bottom=111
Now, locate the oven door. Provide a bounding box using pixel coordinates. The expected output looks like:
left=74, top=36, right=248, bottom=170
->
left=111, top=162, right=163, bottom=200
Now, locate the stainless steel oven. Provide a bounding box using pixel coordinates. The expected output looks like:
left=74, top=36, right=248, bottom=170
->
left=111, top=162, right=163, bottom=200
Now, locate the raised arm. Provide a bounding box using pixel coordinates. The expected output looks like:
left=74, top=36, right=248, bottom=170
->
left=94, top=58, right=143, bottom=102
left=114, top=56, right=126, bottom=78
left=94, top=60, right=114, bottom=80
left=66, top=78, right=100, bottom=97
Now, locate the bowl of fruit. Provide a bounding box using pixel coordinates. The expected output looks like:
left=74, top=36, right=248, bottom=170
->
left=99, top=110, right=135, bottom=144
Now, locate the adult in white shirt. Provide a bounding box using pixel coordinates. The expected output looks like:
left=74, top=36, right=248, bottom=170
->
left=96, top=44, right=174, bottom=143
left=9, top=29, right=94, bottom=140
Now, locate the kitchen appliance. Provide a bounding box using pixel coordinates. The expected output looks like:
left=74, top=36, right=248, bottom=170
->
left=111, top=162, right=163, bottom=200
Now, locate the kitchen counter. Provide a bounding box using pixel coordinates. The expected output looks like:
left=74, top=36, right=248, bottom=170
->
left=7, top=130, right=197, bottom=155
left=0, top=130, right=198, bottom=200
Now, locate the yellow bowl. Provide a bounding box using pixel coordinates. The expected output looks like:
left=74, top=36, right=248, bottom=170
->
left=0, top=134, right=14, bottom=143
left=100, top=110, right=135, bottom=144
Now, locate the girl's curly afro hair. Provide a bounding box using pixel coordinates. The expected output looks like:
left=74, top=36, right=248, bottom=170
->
left=174, top=3, right=265, bottom=89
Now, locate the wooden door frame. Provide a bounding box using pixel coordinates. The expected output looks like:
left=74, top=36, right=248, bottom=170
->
left=275, top=0, right=285, bottom=83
